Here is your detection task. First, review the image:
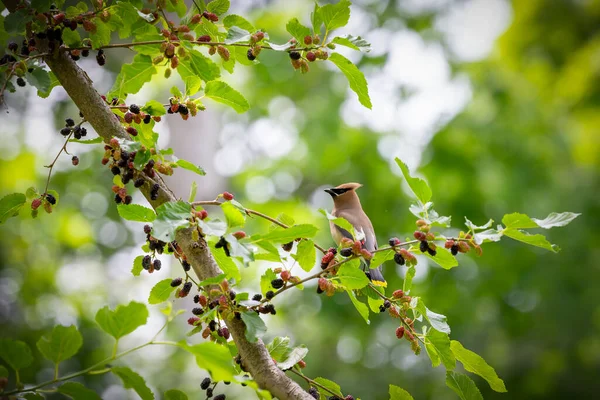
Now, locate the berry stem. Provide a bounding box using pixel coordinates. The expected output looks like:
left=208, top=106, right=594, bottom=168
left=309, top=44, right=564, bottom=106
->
left=288, top=368, right=341, bottom=398
left=42, top=121, right=81, bottom=196
left=64, top=40, right=319, bottom=53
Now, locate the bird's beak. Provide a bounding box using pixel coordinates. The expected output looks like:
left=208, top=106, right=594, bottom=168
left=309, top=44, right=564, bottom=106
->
left=324, top=188, right=336, bottom=197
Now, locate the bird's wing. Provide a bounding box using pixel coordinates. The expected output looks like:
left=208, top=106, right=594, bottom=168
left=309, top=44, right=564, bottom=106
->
left=334, top=209, right=377, bottom=253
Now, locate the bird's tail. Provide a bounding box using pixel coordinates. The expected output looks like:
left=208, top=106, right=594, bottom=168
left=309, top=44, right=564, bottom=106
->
left=367, top=265, right=387, bottom=287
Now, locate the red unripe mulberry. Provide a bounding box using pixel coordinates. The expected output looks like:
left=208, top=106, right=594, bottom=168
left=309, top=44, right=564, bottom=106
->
left=31, top=198, right=42, bottom=210
left=222, top=191, right=234, bottom=200
left=395, top=326, right=405, bottom=339
left=232, top=231, right=246, bottom=239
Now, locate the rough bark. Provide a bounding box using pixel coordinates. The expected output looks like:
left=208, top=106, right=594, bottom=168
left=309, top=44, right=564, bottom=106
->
left=38, top=45, right=313, bottom=400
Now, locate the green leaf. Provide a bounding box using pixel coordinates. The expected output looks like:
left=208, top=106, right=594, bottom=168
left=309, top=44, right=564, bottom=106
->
left=338, top=260, right=369, bottom=289
left=425, top=248, right=458, bottom=270
left=37, top=71, right=60, bottom=98
left=319, top=208, right=355, bottom=237
left=117, top=204, right=156, bottom=222
left=58, top=382, right=102, bottom=400
left=314, top=377, right=343, bottom=398
left=371, top=249, right=395, bottom=269
left=464, top=217, right=493, bottom=231
left=148, top=279, right=177, bottom=304
left=266, top=337, right=292, bottom=361
left=207, top=0, right=230, bottom=14
left=61, top=28, right=82, bottom=47
left=185, top=342, right=236, bottom=381
left=211, top=239, right=241, bottom=281
left=0, top=365, right=8, bottom=378
left=319, top=0, right=351, bottom=31
left=531, top=211, right=580, bottom=228
left=36, top=325, right=82, bottom=365
left=223, top=15, right=255, bottom=31
left=260, top=268, right=278, bottom=295
left=253, top=224, right=319, bottom=243
left=26, top=68, right=51, bottom=93
left=197, top=273, right=227, bottom=287
left=69, top=137, right=103, bottom=145
left=292, top=239, right=316, bottom=272
left=188, top=181, right=198, bottom=203
left=403, top=267, right=415, bottom=292
left=131, top=255, right=144, bottom=276
left=451, top=340, right=507, bottom=392
left=328, top=52, right=372, bottom=109
left=175, top=159, right=206, bottom=176
left=109, top=54, right=156, bottom=99
left=0, top=338, right=33, bottom=370
left=415, top=298, right=451, bottom=334
left=346, top=290, right=370, bottom=324
left=221, top=202, right=245, bottom=228
left=164, top=0, right=186, bottom=17
left=501, top=213, right=538, bottom=229
left=276, top=345, right=308, bottom=370
left=225, top=26, right=251, bottom=44
left=265, top=41, right=295, bottom=52
left=164, top=389, right=188, bottom=400
left=366, top=285, right=384, bottom=313
left=23, top=394, right=44, bottom=400
left=503, top=229, right=559, bottom=252
left=187, top=49, right=221, bottom=82
left=90, top=18, right=111, bottom=48
left=184, top=76, right=202, bottom=96
left=142, top=100, right=166, bottom=116
left=395, top=158, right=432, bottom=204
left=286, top=18, right=311, bottom=43
left=152, top=201, right=192, bottom=242
left=4, top=10, right=32, bottom=34
left=95, top=301, right=149, bottom=339
left=240, top=312, right=267, bottom=343
left=473, top=229, right=503, bottom=245
left=112, top=366, right=154, bottom=400
left=445, top=371, right=483, bottom=400
left=425, top=328, right=455, bottom=370
left=31, top=0, right=54, bottom=12
left=311, top=2, right=323, bottom=34
left=204, top=81, right=250, bottom=113
left=0, top=193, right=26, bottom=224
left=389, top=384, right=415, bottom=400
left=198, top=218, right=227, bottom=236
left=332, top=35, right=371, bottom=52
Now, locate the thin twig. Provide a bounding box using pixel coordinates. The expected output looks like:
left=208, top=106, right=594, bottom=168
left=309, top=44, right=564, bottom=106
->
left=288, top=369, right=340, bottom=397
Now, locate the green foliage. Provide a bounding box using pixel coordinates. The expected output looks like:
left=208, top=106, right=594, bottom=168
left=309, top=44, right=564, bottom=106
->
left=204, top=81, right=250, bottom=113
left=57, top=382, right=102, bottom=400
left=95, top=301, right=149, bottom=340
left=164, top=389, right=188, bottom=400
left=36, top=325, right=83, bottom=365
left=117, top=204, right=156, bottom=222
left=0, top=339, right=33, bottom=371
left=450, top=341, right=507, bottom=393
left=389, top=384, right=414, bottom=400
left=396, top=158, right=432, bottom=205
left=240, top=311, right=267, bottom=343
left=338, top=259, right=369, bottom=289
left=185, top=342, right=236, bottom=381
left=109, top=54, right=157, bottom=100
left=112, top=366, right=154, bottom=400
left=148, top=279, right=177, bottom=304
left=313, top=377, right=344, bottom=398
left=445, top=372, right=483, bottom=400
left=0, top=193, right=26, bottom=224
left=152, top=201, right=192, bottom=242
left=346, top=290, right=370, bottom=324
left=424, top=328, right=455, bottom=370
left=328, top=53, right=372, bottom=109
left=292, top=239, right=317, bottom=272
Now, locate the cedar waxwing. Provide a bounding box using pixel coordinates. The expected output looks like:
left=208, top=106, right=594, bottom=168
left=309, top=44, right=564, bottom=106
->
left=325, top=183, right=386, bottom=287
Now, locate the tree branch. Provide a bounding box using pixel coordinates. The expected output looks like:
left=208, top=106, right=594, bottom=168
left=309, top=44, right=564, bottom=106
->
left=41, top=44, right=313, bottom=400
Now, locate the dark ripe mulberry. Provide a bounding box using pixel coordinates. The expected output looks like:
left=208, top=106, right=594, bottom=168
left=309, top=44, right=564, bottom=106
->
left=150, top=183, right=160, bottom=200
left=143, top=114, right=151, bottom=124
left=71, top=156, right=79, bottom=166
left=144, top=224, right=152, bottom=234
left=16, top=77, right=26, bottom=87
left=8, top=42, right=18, bottom=52
left=45, top=193, right=56, bottom=205
left=134, top=178, right=145, bottom=188
left=214, top=395, right=226, bottom=400
left=124, top=112, right=133, bottom=123
left=252, top=294, right=262, bottom=301
left=183, top=282, right=192, bottom=292
left=271, top=279, right=284, bottom=289
left=384, top=300, right=391, bottom=308
left=178, top=104, right=189, bottom=115
left=60, top=127, right=71, bottom=136
left=451, top=244, right=459, bottom=256
left=124, top=195, right=132, bottom=204
left=192, top=307, right=203, bottom=315
left=229, top=290, right=236, bottom=301
left=265, top=290, right=275, bottom=300
left=142, top=255, right=152, bottom=270
left=289, top=51, right=301, bottom=60
left=247, top=48, right=256, bottom=61
left=394, top=252, right=405, bottom=265
left=114, top=194, right=122, bottom=204
left=129, top=104, right=140, bottom=114
left=111, top=166, right=121, bottom=175
left=281, top=241, right=294, bottom=252
left=426, top=246, right=437, bottom=256
left=79, top=127, right=87, bottom=137
left=193, top=294, right=200, bottom=303
left=340, top=247, right=353, bottom=257
left=65, top=118, right=75, bottom=127
left=153, top=259, right=161, bottom=270
left=182, top=260, right=191, bottom=271
left=82, top=49, right=89, bottom=57
left=96, top=51, right=106, bottom=66
left=419, top=240, right=429, bottom=253
left=379, top=304, right=386, bottom=313
left=309, top=387, right=319, bottom=399
left=200, top=377, right=211, bottom=390
left=171, top=277, right=182, bottom=287
left=208, top=320, right=217, bottom=331
left=126, top=126, right=138, bottom=136
left=206, top=388, right=213, bottom=397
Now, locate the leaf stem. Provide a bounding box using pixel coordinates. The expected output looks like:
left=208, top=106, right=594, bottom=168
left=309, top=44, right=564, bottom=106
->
left=288, top=368, right=340, bottom=397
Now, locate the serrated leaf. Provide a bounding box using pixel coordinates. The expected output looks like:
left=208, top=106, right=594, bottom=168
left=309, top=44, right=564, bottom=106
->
left=331, top=35, right=371, bottom=52
left=198, top=218, right=227, bottom=236
left=338, top=260, right=369, bottom=289
left=389, top=384, right=414, bottom=400
left=225, top=26, right=251, bottom=44
left=26, top=68, right=51, bottom=93
left=0, top=338, right=33, bottom=370
left=148, top=279, right=177, bottom=304
left=58, top=382, right=102, bottom=400
left=204, top=80, right=249, bottom=113
left=112, top=366, right=154, bottom=400
left=117, top=204, right=156, bottom=222
left=366, top=285, right=384, bottom=313
left=164, top=389, right=188, bottom=400
left=142, top=100, right=166, bottom=116
left=292, top=239, right=316, bottom=272
left=403, top=266, right=415, bottom=292
left=131, top=255, right=144, bottom=276
left=37, top=71, right=60, bottom=98
left=260, top=269, right=277, bottom=295
left=240, top=312, right=267, bottom=343
left=223, top=14, right=255, bottom=31
left=175, top=159, right=206, bottom=176
left=286, top=18, right=311, bottom=43
left=314, top=378, right=343, bottom=398
left=69, top=137, right=103, bottom=145
left=451, top=340, right=507, bottom=392
left=395, top=158, right=432, bottom=204
left=90, top=18, right=111, bottom=48
left=184, top=76, right=202, bottom=96
left=4, top=10, right=32, bottom=34
left=109, top=54, right=156, bottom=99
left=415, top=298, right=450, bottom=334
left=277, top=345, right=308, bottom=370
left=207, top=0, right=229, bottom=14
left=152, top=201, right=192, bottom=242
left=62, top=28, right=81, bottom=47
left=425, top=248, right=458, bottom=270
left=464, top=217, right=493, bottom=231
left=311, top=2, right=323, bottom=33
left=328, top=53, right=371, bottom=109
left=164, top=0, right=186, bottom=17
left=531, top=212, right=580, bottom=228
left=267, top=337, right=292, bottom=361
left=503, top=229, right=559, bottom=252
left=346, top=290, right=370, bottom=324
left=184, top=342, right=236, bottom=381
left=210, top=239, right=241, bottom=281
left=221, top=202, right=245, bottom=228
left=425, top=328, right=455, bottom=370
left=0, top=193, right=26, bottom=224
left=37, top=325, right=82, bottom=365
left=252, top=224, right=318, bottom=243
left=446, top=371, right=483, bottom=400
left=187, top=49, right=221, bottom=82
left=95, top=301, right=148, bottom=340
left=473, top=229, right=503, bottom=245
left=371, top=249, right=395, bottom=269
left=319, top=0, right=351, bottom=31
left=501, top=213, right=538, bottom=229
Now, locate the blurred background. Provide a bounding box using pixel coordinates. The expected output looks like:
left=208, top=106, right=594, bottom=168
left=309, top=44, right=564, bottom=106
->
left=1, top=0, right=599, bottom=399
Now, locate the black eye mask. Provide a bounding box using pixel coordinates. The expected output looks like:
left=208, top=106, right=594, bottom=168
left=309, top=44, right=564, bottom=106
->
left=327, top=188, right=350, bottom=196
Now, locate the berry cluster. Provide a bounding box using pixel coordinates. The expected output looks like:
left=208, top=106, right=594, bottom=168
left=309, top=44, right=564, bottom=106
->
left=166, top=97, right=201, bottom=120
left=317, top=277, right=336, bottom=296
left=320, top=247, right=337, bottom=269
left=30, top=193, right=57, bottom=216
left=59, top=117, right=87, bottom=139
left=286, top=34, right=329, bottom=73
left=444, top=231, right=482, bottom=256
left=387, top=289, right=420, bottom=354
left=338, top=238, right=372, bottom=260
left=199, top=377, right=226, bottom=400
left=413, top=220, right=438, bottom=256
